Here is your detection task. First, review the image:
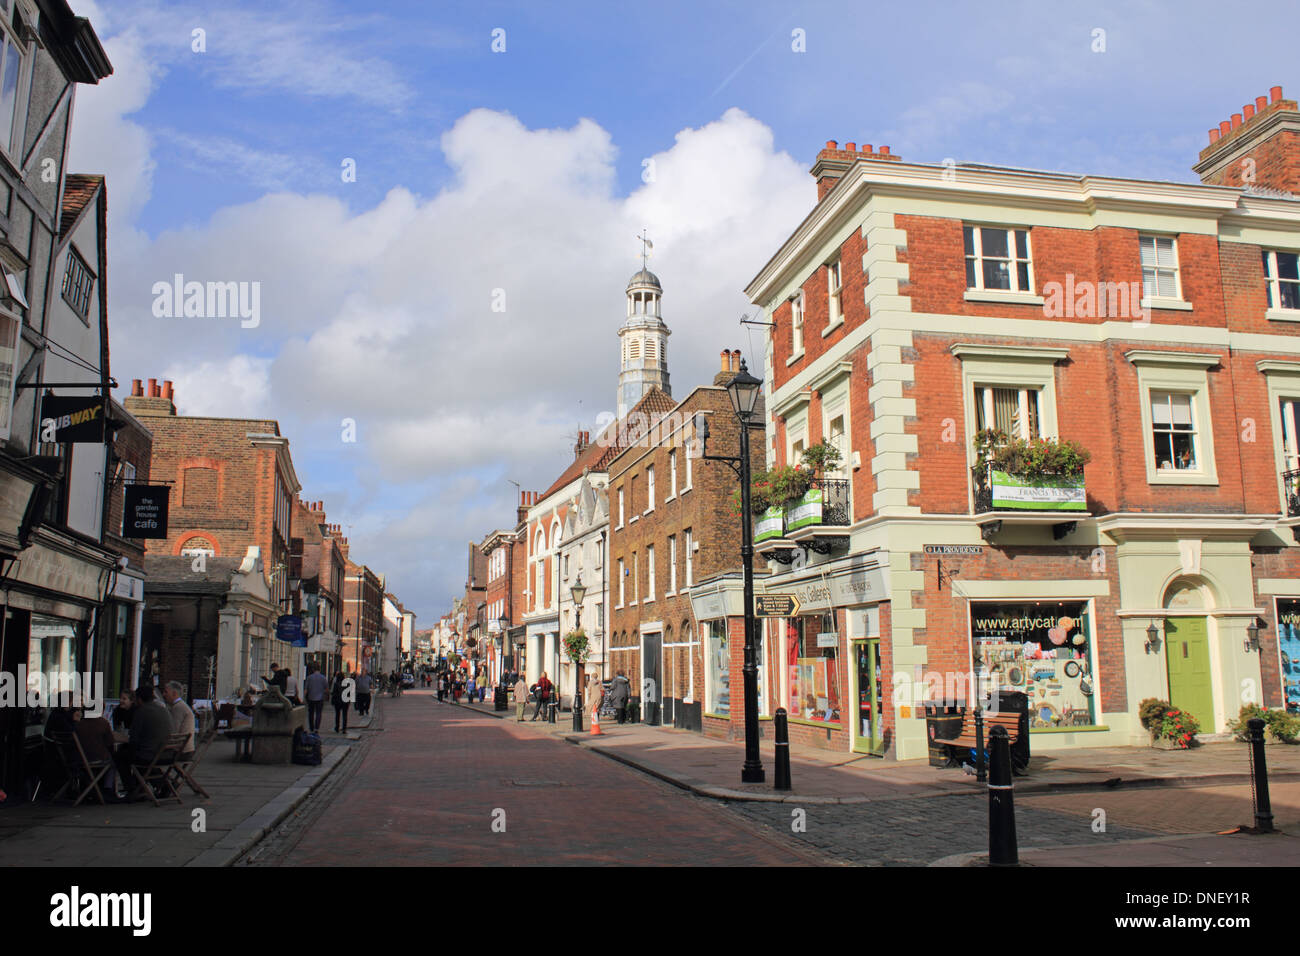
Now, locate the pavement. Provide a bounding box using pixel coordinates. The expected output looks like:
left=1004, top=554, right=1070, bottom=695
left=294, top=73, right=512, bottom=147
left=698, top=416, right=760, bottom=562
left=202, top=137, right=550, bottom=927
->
left=440, top=691, right=1300, bottom=867
left=0, top=710, right=371, bottom=867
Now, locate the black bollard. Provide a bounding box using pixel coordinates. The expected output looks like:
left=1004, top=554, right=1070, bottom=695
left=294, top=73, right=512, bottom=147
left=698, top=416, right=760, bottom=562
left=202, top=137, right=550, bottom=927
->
left=974, top=705, right=986, bottom=783
left=774, top=708, right=792, bottom=791
left=1247, top=717, right=1275, bottom=833
left=988, top=725, right=1018, bottom=866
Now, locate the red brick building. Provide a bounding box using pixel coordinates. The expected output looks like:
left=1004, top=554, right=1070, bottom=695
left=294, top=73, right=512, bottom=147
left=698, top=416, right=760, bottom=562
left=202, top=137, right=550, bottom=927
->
left=609, top=350, right=767, bottom=734
left=343, top=559, right=383, bottom=675
left=744, top=87, right=1300, bottom=759
left=292, top=498, right=348, bottom=677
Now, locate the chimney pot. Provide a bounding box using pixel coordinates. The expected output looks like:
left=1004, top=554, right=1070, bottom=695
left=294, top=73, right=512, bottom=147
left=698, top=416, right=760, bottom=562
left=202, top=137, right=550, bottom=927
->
left=1243, top=104, right=1255, bottom=120
left=131, top=378, right=142, bottom=396
left=862, top=143, right=872, bottom=153
left=731, top=349, right=742, bottom=371
left=1256, top=95, right=1269, bottom=111
left=163, top=380, right=174, bottom=400
left=1271, top=85, right=1283, bottom=102
left=825, top=140, right=838, bottom=150
left=1219, top=120, right=1231, bottom=136
left=845, top=141, right=856, bottom=151
left=1231, top=113, right=1243, bottom=129
left=879, top=145, right=890, bottom=156
left=720, top=349, right=729, bottom=371
left=1208, top=129, right=1220, bottom=144
left=147, top=378, right=157, bottom=397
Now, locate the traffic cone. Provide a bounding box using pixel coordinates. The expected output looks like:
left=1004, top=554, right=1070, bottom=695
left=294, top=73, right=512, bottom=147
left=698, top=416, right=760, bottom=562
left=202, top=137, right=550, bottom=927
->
left=590, top=706, right=603, bottom=735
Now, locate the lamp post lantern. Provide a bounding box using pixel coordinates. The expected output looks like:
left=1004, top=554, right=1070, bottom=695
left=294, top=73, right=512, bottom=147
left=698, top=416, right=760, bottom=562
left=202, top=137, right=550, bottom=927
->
left=570, top=576, right=587, bottom=732
left=700, top=358, right=765, bottom=784
left=344, top=619, right=354, bottom=673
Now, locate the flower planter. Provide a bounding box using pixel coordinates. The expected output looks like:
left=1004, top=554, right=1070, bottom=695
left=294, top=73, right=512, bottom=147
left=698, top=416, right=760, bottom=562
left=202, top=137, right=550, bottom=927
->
left=1151, top=735, right=1197, bottom=750
left=989, top=470, right=1086, bottom=511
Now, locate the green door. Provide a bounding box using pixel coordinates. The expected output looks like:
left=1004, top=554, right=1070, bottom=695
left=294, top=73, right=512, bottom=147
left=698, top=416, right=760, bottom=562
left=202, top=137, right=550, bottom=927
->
left=1166, top=617, right=1215, bottom=730
left=853, top=640, right=885, bottom=755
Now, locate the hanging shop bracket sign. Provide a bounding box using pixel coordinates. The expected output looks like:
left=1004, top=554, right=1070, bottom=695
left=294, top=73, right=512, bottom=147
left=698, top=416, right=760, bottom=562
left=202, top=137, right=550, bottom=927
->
left=754, top=594, right=801, bottom=617
left=123, top=485, right=170, bottom=538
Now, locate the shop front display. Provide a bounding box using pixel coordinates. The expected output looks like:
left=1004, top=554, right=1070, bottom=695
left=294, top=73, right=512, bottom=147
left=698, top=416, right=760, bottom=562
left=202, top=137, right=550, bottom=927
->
left=705, top=619, right=729, bottom=715
left=969, top=600, right=1096, bottom=728
left=786, top=614, right=841, bottom=725
left=1278, top=599, right=1300, bottom=714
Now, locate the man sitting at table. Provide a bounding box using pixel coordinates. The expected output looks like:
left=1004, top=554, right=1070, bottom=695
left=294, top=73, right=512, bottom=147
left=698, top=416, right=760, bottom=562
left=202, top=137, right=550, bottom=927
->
left=162, top=680, right=196, bottom=759
left=114, top=684, right=174, bottom=796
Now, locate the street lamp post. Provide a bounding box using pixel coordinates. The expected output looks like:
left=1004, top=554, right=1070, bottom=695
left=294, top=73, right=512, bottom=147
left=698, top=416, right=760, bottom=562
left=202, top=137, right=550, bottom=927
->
left=570, top=576, right=587, bottom=732
left=344, top=619, right=354, bottom=674
left=700, top=358, right=766, bottom=784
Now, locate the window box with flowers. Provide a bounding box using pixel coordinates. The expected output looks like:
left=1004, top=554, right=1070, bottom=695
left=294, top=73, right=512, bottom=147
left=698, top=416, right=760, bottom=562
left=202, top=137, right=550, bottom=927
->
left=972, top=429, right=1090, bottom=513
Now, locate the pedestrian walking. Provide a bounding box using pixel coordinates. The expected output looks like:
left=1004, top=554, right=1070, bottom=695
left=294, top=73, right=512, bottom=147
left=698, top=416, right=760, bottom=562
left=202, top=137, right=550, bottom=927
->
left=609, top=670, right=631, bottom=723
left=467, top=674, right=477, bottom=703
left=531, top=672, right=553, bottom=721
left=331, top=670, right=350, bottom=733
left=355, top=671, right=373, bottom=716
left=513, top=674, right=529, bottom=721
left=303, top=663, right=328, bottom=732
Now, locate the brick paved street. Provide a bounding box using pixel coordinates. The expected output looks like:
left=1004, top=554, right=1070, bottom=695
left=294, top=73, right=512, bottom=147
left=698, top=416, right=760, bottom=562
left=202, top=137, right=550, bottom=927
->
left=265, top=692, right=827, bottom=866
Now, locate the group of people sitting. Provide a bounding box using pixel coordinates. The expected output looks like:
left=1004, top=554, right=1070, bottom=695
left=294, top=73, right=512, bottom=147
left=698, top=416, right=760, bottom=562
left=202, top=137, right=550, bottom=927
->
left=45, top=681, right=197, bottom=802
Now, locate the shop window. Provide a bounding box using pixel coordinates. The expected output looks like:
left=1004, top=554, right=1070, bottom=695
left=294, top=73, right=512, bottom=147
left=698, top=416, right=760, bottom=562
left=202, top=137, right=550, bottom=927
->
left=969, top=600, right=1096, bottom=727
left=705, top=620, right=730, bottom=715
left=1277, top=599, right=1300, bottom=714
left=785, top=614, right=841, bottom=724
left=25, top=615, right=79, bottom=738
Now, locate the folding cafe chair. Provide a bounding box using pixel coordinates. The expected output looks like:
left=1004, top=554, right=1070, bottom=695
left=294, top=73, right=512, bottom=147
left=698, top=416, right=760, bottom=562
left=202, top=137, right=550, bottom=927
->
left=49, top=731, right=112, bottom=807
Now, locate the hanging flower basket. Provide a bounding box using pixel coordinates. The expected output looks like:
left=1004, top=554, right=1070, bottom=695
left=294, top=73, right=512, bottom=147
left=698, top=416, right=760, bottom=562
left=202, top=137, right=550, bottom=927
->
left=563, top=629, right=589, bottom=663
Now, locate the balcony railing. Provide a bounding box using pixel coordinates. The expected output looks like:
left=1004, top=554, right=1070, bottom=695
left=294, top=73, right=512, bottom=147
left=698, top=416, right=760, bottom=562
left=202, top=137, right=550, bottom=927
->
left=753, top=477, right=851, bottom=544
left=972, top=463, right=1086, bottom=514
left=1285, top=468, right=1300, bottom=517
left=807, top=477, right=851, bottom=526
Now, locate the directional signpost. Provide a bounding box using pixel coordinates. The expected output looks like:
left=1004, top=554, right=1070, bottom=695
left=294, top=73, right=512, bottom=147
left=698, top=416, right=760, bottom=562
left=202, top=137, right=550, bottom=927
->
left=754, top=594, right=801, bottom=618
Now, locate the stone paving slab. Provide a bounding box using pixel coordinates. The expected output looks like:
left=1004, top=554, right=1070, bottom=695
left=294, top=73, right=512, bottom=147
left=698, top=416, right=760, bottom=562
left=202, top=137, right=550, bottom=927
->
left=0, top=735, right=352, bottom=867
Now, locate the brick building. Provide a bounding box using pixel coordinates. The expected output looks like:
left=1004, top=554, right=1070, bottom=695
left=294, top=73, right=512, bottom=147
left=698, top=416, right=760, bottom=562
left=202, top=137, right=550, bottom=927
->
left=609, top=350, right=768, bottom=732
left=743, top=86, right=1300, bottom=759
left=127, top=380, right=303, bottom=688
left=291, top=499, right=348, bottom=678
left=343, top=559, right=383, bottom=675
left=481, top=512, right=525, bottom=684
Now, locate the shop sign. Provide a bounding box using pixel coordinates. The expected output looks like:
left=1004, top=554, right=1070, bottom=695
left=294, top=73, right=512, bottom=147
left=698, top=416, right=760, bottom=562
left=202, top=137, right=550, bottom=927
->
left=13, top=543, right=105, bottom=602
left=755, top=594, right=801, bottom=617
left=816, top=631, right=838, bottom=648
left=785, top=488, right=823, bottom=532
left=123, top=485, right=170, bottom=538
left=990, top=471, right=1085, bottom=511
left=924, top=545, right=983, bottom=555
left=754, top=505, right=784, bottom=543
left=277, top=615, right=305, bottom=646
left=40, top=394, right=105, bottom=443
left=110, top=572, right=144, bottom=601
left=784, top=562, right=887, bottom=613
left=1278, top=598, right=1300, bottom=714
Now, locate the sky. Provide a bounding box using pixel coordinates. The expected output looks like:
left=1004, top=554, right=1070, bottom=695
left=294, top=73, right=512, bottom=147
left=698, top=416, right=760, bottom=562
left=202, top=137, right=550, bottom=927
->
left=65, top=0, right=1296, bottom=623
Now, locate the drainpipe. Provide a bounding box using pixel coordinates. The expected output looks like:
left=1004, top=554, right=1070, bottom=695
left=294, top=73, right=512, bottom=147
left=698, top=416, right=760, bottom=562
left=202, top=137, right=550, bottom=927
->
left=601, top=529, right=607, bottom=680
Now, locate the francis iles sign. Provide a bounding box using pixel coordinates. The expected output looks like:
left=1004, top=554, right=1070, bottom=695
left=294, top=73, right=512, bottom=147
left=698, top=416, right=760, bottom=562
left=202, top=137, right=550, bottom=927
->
left=123, top=485, right=169, bottom=538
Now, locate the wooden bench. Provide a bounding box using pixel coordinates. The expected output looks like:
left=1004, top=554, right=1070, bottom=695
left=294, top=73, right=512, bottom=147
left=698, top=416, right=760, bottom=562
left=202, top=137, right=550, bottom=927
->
left=933, top=708, right=1022, bottom=749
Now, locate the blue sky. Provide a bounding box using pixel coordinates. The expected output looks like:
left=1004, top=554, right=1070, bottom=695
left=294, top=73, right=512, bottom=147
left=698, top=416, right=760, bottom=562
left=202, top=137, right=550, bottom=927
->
left=69, top=0, right=1294, bottom=621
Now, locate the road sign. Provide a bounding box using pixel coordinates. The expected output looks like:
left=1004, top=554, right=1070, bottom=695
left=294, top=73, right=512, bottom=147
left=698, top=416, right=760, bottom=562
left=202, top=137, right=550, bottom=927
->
left=754, top=594, right=801, bottom=617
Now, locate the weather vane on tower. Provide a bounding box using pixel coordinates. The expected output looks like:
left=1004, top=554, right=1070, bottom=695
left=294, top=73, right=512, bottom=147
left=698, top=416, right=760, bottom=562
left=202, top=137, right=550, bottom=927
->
left=637, top=228, right=653, bottom=269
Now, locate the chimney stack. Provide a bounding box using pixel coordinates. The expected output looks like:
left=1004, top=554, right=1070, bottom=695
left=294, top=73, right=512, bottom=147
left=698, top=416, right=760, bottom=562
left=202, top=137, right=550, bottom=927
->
left=811, top=138, right=903, bottom=201
left=1196, top=85, right=1300, bottom=195
left=124, top=375, right=178, bottom=417
left=714, top=348, right=742, bottom=386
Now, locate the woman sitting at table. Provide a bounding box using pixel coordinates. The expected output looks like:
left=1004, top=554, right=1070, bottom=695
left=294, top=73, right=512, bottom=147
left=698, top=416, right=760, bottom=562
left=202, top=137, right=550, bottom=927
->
left=236, top=688, right=257, bottom=718
left=73, top=707, right=120, bottom=799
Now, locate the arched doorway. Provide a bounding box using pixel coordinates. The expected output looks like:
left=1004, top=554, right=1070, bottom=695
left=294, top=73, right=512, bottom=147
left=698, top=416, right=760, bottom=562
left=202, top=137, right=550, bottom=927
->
left=1163, top=579, right=1214, bottom=730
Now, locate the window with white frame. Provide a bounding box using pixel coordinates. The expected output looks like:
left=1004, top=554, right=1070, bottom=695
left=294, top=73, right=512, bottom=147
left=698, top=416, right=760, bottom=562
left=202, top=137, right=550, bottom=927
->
left=668, top=449, right=677, bottom=497
left=964, top=225, right=1033, bottom=293
left=684, top=528, right=693, bottom=587
left=1139, top=235, right=1180, bottom=300
left=617, top=558, right=625, bottom=606
left=684, top=442, right=692, bottom=488
left=974, top=385, right=1042, bottom=440
left=647, top=465, right=655, bottom=511
left=62, top=250, right=94, bottom=318
left=646, top=544, right=655, bottom=599
left=1263, top=250, right=1300, bottom=311
left=1150, top=391, right=1198, bottom=471
left=1280, top=397, right=1300, bottom=472
left=826, top=413, right=848, bottom=477
left=667, top=534, right=677, bottom=593
left=0, top=2, right=29, bottom=159
left=791, top=291, right=805, bottom=353
left=618, top=487, right=625, bottom=526
left=826, top=260, right=842, bottom=325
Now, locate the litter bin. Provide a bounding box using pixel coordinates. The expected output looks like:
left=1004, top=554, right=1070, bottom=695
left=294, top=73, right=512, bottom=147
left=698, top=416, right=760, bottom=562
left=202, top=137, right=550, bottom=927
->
left=494, top=686, right=507, bottom=712
left=925, top=703, right=963, bottom=767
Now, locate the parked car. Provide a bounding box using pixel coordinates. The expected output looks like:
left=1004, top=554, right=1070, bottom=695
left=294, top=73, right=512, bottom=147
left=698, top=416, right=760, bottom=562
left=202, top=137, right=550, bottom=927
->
left=401, top=671, right=415, bottom=688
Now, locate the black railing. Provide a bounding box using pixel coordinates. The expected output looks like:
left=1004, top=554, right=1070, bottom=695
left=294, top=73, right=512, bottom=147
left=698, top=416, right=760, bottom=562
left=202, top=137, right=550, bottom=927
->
left=1285, top=469, right=1300, bottom=517
left=811, top=478, right=851, bottom=526
left=971, top=463, right=1084, bottom=515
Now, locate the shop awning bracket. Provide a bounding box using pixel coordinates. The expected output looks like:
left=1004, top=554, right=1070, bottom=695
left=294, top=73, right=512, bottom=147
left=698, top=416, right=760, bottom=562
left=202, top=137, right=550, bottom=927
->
left=1052, top=521, right=1078, bottom=540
